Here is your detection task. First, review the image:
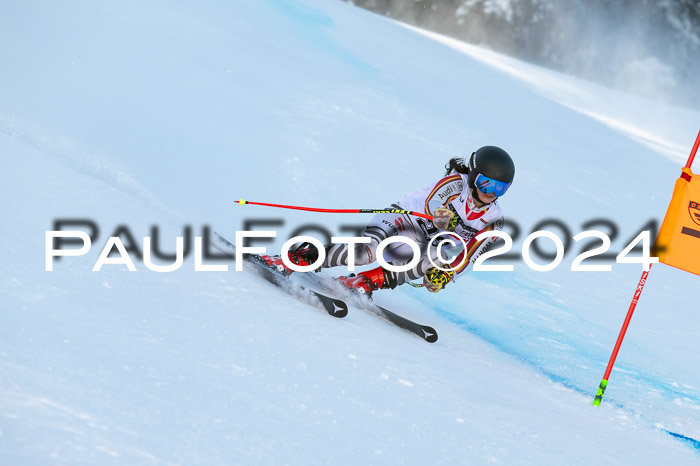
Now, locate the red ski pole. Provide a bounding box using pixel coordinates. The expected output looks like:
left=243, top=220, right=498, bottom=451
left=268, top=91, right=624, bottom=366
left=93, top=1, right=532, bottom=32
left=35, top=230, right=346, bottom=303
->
left=686, top=129, right=700, bottom=169
left=235, top=199, right=434, bottom=220
left=593, top=267, right=651, bottom=406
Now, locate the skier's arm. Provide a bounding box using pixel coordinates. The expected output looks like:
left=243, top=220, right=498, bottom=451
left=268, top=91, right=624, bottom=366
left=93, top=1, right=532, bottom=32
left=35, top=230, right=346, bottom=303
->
left=422, top=219, right=502, bottom=292
left=424, top=174, right=463, bottom=231
left=424, top=174, right=463, bottom=216
left=450, top=221, right=501, bottom=277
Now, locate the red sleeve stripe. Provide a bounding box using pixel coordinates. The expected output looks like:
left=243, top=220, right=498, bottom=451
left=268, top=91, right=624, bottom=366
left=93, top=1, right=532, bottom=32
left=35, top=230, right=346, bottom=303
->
left=452, top=224, right=495, bottom=274
left=424, top=175, right=462, bottom=214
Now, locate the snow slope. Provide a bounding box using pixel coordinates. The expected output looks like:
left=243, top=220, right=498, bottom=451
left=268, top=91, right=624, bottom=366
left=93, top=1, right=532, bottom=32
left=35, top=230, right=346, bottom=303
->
left=1, top=0, right=700, bottom=464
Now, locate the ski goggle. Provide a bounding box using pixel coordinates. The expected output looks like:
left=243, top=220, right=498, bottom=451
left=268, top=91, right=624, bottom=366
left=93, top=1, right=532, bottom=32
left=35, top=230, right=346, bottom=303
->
left=474, top=173, right=511, bottom=197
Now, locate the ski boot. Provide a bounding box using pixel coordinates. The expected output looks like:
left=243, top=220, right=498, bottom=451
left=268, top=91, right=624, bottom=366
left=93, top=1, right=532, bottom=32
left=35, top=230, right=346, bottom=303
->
left=337, top=265, right=398, bottom=298
left=260, top=242, right=320, bottom=276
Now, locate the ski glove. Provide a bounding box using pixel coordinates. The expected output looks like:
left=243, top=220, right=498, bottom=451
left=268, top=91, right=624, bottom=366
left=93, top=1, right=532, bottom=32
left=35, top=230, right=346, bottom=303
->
left=423, top=267, right=455, bottom=293
left=432, top=207, right=458, bottom=232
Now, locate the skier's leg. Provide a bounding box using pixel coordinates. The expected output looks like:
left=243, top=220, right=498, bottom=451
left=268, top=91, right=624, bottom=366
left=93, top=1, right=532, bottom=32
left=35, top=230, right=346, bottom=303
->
left=262, top=206, right=437, bottom=285
left=335, top=210, right=439, bottom=294
left=322, top=210, right=399, bottom=268
left=260, top=210, right=398, bottom=274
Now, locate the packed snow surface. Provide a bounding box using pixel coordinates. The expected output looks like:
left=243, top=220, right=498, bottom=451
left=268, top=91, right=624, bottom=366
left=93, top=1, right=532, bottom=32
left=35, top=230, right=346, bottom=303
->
left=1, top=0, right=700, bottom=464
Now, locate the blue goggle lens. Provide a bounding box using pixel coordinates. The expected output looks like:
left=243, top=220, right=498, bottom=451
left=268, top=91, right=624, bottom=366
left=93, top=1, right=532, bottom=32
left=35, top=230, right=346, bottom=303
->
left=474, top=174, right=511, bottom=197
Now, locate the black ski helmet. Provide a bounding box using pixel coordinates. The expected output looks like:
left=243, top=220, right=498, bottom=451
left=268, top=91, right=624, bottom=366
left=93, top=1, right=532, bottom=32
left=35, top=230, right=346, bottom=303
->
left=467, top=146, right=515, bottom=195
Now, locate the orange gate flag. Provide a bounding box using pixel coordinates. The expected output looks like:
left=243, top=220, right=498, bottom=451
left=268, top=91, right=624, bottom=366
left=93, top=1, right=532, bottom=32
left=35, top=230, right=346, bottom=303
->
left=652, top=167, right=700, bottom=276
left=593, top=130, right=700, bottom=407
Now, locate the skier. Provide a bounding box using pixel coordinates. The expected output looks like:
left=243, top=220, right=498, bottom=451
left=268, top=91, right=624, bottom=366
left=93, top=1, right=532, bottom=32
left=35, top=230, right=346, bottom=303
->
left=261, top=145, right=515, bottom=296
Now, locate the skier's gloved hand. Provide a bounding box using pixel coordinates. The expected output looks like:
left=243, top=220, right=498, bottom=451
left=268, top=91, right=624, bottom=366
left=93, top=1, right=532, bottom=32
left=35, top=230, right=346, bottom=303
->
left=432, top=207, right=458, bottom=232
left=423, top=267, right=455, bottom=293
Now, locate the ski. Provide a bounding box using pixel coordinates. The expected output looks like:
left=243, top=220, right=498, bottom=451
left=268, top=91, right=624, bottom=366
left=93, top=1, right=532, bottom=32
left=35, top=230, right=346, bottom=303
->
left=210, top=232, right=435, bottom=339
left=362, top=301, right=438, bottom=343
left=296, top=273, right=438, bottom=343
left=211, top=234, right=348, bottom=318
left=245, top=254, right=348, bottom=318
